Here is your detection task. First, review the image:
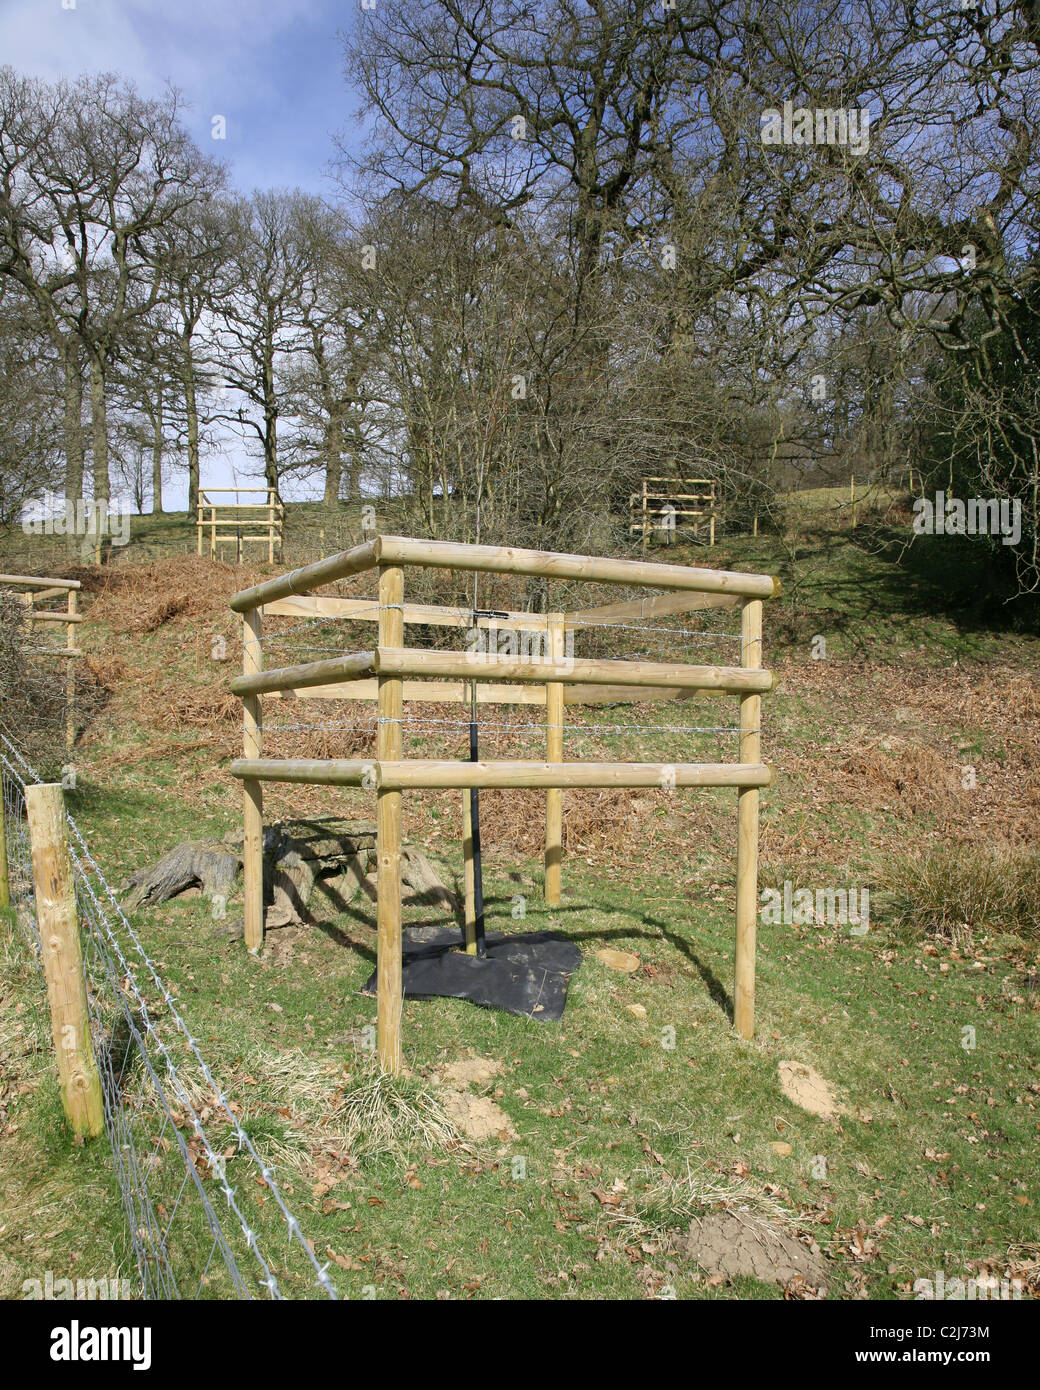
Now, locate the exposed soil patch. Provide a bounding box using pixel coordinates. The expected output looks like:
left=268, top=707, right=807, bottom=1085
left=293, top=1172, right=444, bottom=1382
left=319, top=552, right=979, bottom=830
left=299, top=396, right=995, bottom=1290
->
left=778, top=1060, right=845, bottom=1119
left=439, top=1056, right=503, bottom=1087
left=678, top=1211, right=830, bottom=1294
left=439, top=1089, right=515, bottom=1142
left=595, top=947, right=641, bottom=973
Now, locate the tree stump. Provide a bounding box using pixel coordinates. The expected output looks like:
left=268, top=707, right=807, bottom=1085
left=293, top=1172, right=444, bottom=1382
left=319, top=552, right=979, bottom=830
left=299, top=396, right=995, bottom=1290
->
left=122, top=816, right=458, bottom=931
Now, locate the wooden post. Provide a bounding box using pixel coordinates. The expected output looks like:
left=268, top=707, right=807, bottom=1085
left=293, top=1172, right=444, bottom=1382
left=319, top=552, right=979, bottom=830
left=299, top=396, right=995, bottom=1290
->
left=242, top=607, right=264, bottom=952
left=462, top=788, right=477, bottom=953
left=641, top=481, right=648, bottom=553
left=267, top=490, right=275, bottom=565
left=0, top=757, right=9, bottom=910
left=735, top=597, right=763, bottom=1040
left=196, top=499, right=203, bottom=556
left=210, top=504, right=216, bottom=558
left=376, top=564, right=404, bottom=1074
left=25, top=783, right=104, bottom=1138
left=544, top=612, right=565, bottom=907
left=709, top=482, right=716, bottom=547
left=65, top=589, right=77, bottom=754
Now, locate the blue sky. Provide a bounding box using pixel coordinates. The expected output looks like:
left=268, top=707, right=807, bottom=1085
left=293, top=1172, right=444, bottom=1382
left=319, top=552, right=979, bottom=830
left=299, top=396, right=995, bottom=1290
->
left=0, top=0, right=371, bottom=510
left=0, top=0, right=366, bottom=195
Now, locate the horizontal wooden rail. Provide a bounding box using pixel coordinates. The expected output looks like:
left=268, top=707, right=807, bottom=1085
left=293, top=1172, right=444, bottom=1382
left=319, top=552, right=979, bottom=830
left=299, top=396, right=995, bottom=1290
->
left=231, top=535, right=778, bottom=611
left=231, top=650, right=376, bottom=695
left=379, top=761, right=772, bottom=790
left=0, top=574, right=81, bottom=590
left=229, top=758, right=773, bottom=790
left=269, top=678, right=550, bottom=705
left=564, top=590, right=741, bottom=624
left=263, top=594, right=550, bottom=631
left=231, top=757, right=371, bottom=786
left=268, top=678, right=725, bottom=705
left=375, top=535, right=776, bottom=597
left=629, top=492, right=715, bottom=503
left=24, top=611, right=84, bottom=623
left=376, top=648, right=772, bottom=692
left=230, top=538, right=381, bottom=612
left=230, top=646, right=774, bottom=697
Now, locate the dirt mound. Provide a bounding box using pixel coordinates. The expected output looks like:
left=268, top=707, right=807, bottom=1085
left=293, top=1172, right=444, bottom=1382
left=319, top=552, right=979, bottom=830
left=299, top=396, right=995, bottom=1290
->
left=439, top=1089, right=514, bottom=1142
left=439, top=1056, right=503, bottom=1087
left=679, top=1211, right=829, bottom=1294
left=779, top=1061, right=845, bottom=1119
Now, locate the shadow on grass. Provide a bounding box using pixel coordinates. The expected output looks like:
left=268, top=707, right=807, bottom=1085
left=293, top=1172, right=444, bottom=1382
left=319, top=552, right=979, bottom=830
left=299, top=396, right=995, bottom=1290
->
left=314, top=887, right=737, bottom=1025
left=763, top=525, right=1039, bottom=659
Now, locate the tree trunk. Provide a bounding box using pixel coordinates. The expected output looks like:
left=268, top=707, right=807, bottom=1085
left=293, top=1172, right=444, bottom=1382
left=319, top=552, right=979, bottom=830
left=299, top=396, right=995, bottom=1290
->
left=89, top=352, right=110, bottom=501
left=151, top=381, right=164, bottom=514
left=62, top=346, right=84, bottom=506
left=322, top=411, right=343, bottom=506
left=262, top=349, right=279, bottom=496
left=184, top=342, right=200, bottom=515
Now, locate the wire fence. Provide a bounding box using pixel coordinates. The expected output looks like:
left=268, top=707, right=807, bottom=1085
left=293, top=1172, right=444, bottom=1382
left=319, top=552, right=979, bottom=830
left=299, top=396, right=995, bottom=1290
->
left=253, top=599, right=752, bottom=770
left=1, top=732, right=342, bottom=1300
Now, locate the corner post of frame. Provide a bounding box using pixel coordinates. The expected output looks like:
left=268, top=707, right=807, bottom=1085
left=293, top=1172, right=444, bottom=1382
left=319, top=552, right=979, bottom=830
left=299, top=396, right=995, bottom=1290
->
left=65, top=588, right=77, bottom=755
left=376, top=563, right=404, bottom=1074
left=544, top=612, right=565, bottom=906
left=242, top=605, right=264, bottom=952
left=734, top=596, right=763, bottom=1039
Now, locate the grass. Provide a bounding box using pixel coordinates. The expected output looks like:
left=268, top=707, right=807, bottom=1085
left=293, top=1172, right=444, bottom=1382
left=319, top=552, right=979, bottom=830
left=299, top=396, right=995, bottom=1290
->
left=1, top=505, right=1039, bottom=1299
left=879, top=846, right=1040, bottom=946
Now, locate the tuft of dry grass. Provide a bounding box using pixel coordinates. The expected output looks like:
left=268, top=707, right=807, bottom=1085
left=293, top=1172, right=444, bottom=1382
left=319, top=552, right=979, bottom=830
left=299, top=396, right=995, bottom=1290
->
left=637, top=1162, right=797, bottom=1227
left=332, top=1069, right=464, bottom=1160
left=232, top=1048, right=465, bottom=1174
left=878, top=844, right=1040, bottom=945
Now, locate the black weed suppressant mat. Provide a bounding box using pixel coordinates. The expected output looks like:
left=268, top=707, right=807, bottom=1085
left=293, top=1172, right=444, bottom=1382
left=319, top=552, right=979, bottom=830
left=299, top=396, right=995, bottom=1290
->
left=363, top=926, right=582, bottom=1020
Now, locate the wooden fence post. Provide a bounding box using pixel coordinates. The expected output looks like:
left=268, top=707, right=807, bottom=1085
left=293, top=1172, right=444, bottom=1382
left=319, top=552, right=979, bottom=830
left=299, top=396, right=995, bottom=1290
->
left=242, top=607, right=264, bottom=952
left=735, top=597, right=763, bottom=1039
left=544, top=613, right=565, bottom=907
left=0, top=764, right=9, bottom=910
left=376, top=564, right=404, bottom=1074
left=65, top=589, right=77, bottom=755
left=462, top=788, right=477, bottom=953
left=25, top=783, right=104, bottom=1138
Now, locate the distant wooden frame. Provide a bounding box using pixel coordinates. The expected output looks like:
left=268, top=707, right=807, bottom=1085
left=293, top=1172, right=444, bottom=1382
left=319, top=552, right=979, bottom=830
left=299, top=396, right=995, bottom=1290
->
left=197, top=487, right=284, bottom=565
left=0, top=574, right=83, bottom=753
left=629, top=477, right=718, bottom=551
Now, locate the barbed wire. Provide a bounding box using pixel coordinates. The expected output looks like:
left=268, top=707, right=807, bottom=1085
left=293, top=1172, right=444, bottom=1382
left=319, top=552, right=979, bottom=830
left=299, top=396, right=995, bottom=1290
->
left=0, top=732, right=343, bottom=1301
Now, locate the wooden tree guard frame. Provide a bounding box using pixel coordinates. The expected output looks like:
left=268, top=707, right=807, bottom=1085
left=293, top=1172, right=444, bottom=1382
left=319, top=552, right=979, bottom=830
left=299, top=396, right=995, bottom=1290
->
left=629, top=477, right=718, bottom=551
left=197, top=487, right=284, bottom=565
left=228, top=535, right=778, bottom=1073
left=0, top=573, right=83, bottom=753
